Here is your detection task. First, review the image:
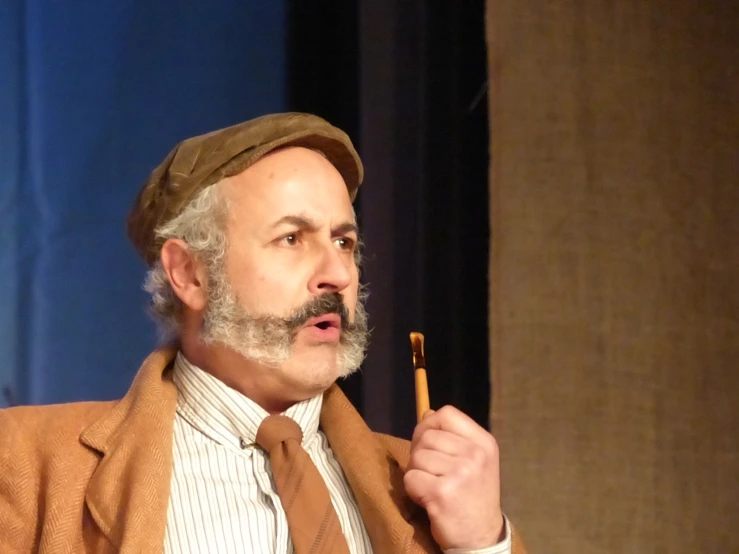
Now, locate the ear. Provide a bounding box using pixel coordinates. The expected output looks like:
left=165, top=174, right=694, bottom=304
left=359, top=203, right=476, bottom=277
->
left=160, top=239, right=208, bottom=312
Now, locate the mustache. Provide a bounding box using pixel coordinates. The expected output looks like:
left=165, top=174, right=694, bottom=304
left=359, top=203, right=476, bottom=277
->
left=284, top=292, right=352, bottom=332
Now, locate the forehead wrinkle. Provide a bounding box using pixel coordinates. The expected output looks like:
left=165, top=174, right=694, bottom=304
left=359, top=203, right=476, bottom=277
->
left=270, top=210, right=358, bottom=232
left=271, top=213, right=320, bottom=231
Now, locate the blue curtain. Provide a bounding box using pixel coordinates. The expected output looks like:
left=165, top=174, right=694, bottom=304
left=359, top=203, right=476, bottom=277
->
left=0, top=1, right=286, bottom=406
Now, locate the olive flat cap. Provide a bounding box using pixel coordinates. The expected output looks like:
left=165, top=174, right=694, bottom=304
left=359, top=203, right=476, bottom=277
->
left=127, top=112, right=364, bottom=265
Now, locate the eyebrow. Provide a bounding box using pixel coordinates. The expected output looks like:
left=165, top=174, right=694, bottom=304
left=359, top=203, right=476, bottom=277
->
left=271, top=214, right=359, bottom=236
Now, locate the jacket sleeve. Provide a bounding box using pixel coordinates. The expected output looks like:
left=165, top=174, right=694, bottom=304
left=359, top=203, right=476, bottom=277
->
left=0, top=409, right=39, bottom=552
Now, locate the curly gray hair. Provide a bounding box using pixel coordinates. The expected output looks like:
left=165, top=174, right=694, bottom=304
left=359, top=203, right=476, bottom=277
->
left=143, top=183, right=229, bottom=339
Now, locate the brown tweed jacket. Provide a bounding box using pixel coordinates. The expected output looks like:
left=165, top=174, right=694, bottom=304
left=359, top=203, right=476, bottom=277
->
left=0, top=348, right=526, bottom=553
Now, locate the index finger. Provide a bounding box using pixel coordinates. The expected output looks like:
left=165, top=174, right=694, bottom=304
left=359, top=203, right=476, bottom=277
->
left=412, top=405, right=493, bottom=448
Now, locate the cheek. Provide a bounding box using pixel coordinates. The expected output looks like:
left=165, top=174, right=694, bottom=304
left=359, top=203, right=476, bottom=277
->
left=343, top=282, right=360, bottom=315
left=221, top=256, right=266, bottom=309
left=234, top=267, right=309, bottom=313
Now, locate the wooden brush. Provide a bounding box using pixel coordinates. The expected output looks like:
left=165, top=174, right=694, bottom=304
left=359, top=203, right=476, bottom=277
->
left=410, top=331, right=430, bottom=422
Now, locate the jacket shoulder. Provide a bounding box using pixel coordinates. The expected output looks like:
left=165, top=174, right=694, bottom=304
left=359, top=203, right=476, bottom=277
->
left=0, top=400, right=117, bottom=474
left=1, top=400, right=116, bottom=445
left=0, top=400, right=117, bottom=478
left=0, top=401, right=116, bottom=550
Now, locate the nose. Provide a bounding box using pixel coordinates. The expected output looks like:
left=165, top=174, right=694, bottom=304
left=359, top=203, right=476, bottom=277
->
left=307, top=244, right=353, bottom=294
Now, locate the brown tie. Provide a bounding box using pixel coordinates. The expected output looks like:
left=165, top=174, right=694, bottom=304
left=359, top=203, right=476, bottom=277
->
left=256, top=414, right=351, bottom=554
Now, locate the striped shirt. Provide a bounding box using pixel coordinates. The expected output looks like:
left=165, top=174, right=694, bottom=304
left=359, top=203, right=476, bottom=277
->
left=164, top=352, right=511, bottom=554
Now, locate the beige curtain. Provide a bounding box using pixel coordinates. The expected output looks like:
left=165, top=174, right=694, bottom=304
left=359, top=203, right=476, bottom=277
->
left=486, top=1, right=739, bottom=551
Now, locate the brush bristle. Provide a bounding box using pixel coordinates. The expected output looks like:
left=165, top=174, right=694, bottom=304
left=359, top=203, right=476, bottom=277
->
left=409, top=331, right=426, bottom=369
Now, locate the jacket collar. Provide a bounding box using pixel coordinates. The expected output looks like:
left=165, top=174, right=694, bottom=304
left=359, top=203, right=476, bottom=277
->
left=79, top=347, right=433, bottom=553
left=79, top=347, right=179, bottom=553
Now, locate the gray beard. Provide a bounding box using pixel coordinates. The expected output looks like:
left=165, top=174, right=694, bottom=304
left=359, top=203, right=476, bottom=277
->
left=200, top=267, right=369, bottom=377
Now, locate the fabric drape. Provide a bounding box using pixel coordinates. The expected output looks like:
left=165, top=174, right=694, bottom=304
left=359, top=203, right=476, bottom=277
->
left=486, top=0, right=739, bottom=551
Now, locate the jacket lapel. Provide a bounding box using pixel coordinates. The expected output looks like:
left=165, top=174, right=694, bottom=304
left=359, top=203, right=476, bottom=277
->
left=320, top=384, right=439, bottom=553
left=79, top=347, right=179, bottom=553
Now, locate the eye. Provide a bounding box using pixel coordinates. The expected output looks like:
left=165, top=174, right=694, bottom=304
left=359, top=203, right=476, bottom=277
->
left=280, top=233, right=299, bottom=246
left=334, top=237, right=355, bottom=251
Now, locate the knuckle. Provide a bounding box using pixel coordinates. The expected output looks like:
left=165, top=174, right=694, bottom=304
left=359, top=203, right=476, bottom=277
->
left=487, top=435, right=499, bottom=457
left=416, top=429, right=436, bottom=449
left=408, top=449, right=422, bottom=468
left=470, top=445, right=487, bottom=467
left=413, top=427, right=427, bottom=444
left=411, top=425, right=424, bottom=444
left=455, top=461, right=474, bottom=480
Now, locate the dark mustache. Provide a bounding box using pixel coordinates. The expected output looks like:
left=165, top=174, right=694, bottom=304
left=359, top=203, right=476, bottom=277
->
left=284, top=292, right=351, bottom=331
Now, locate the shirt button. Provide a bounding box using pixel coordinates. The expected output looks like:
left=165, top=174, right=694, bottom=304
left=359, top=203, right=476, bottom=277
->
left=239, top=437, right=248, bottom=449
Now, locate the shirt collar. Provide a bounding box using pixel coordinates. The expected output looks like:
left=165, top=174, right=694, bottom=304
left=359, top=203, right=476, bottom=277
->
left=172, top=351, right=323, bottom=453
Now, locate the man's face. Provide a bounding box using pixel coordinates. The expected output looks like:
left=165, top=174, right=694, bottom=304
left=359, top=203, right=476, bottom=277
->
left=201, top=146, right=367, bottom=394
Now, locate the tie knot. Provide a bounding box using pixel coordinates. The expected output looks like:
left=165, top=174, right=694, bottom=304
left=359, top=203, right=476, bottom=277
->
left=255, top=414, right=304, bottom=452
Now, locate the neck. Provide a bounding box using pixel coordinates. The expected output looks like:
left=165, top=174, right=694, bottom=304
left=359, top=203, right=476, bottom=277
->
left=179, top=333, right=307, bottom=414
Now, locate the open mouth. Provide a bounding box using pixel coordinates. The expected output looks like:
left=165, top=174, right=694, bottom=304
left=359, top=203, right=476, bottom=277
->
left=305, top=314, right=342, bottom=331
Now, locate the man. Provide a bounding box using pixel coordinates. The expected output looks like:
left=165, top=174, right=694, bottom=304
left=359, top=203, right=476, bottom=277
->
left=0, top=113, right=526, bottom=553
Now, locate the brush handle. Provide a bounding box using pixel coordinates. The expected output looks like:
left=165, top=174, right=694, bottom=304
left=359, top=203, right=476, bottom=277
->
left=415, top=368, right=430, bottom=422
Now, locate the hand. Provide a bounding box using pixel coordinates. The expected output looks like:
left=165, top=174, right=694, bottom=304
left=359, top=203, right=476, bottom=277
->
left=403, top=406, right=504, bottom=550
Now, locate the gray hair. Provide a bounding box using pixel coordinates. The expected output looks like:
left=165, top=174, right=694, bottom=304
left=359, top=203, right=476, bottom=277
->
left=143, top=183, right=229, bottom=339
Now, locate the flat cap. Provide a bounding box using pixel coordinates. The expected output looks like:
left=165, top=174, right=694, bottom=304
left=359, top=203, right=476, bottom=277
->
left=127, top=112, right=363, bottom=265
